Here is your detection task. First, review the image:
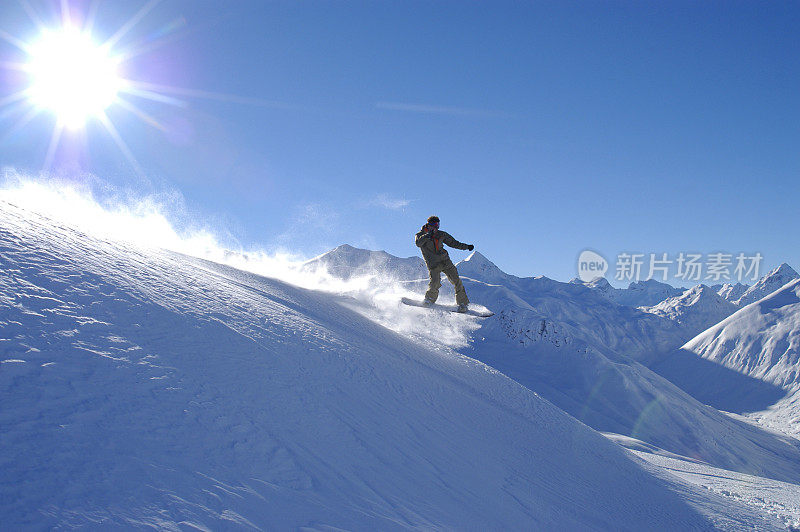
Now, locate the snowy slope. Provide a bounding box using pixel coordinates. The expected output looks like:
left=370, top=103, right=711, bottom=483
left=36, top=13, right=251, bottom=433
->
left=632, top=447, right=800, bottom=530
left=605, top=432, right=800, bottom=528
left=642, top=284, right=739, bottom=339
left=0, top=199, right=751, bottom=529
left=305, top=246, right=800, bottom=483
left=736, top=263, right=800, bottom=307
left=654, top=278, right=800, bottom=438
left=461, top=278, right=800, bottom=484
left=681, top=278, right=800, bottom=390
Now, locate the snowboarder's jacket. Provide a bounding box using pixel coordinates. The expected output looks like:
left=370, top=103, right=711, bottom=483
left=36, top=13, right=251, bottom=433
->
left=415, top=227, right=470, bottom=268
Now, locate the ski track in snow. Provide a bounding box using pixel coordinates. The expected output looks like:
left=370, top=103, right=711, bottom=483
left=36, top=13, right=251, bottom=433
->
left=0, top=198, right=794, bottom=530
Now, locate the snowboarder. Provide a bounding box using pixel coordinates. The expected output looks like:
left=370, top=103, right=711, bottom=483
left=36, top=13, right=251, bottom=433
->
left=415, top=215, right=474, bottom=312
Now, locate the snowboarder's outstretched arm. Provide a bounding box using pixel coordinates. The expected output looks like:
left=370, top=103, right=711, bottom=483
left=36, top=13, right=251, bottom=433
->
left=441, top=232, right=473, bottom=251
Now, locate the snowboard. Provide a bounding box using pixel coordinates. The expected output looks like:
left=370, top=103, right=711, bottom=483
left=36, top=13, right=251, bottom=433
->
left=401, top=297, right=494, bottom=317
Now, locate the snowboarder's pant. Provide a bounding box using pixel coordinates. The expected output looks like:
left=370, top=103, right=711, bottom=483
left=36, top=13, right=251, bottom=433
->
left=425, top=260, right=469, bottom=306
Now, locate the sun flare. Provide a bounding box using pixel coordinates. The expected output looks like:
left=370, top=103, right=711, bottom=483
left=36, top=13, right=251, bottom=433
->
left=25, top=28, right=123, bottom=129
left=1, top=1, right=247, bottom=173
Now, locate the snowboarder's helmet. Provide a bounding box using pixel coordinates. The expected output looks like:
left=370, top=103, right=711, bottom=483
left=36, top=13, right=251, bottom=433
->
left=427, top=216, right=440, bottom=224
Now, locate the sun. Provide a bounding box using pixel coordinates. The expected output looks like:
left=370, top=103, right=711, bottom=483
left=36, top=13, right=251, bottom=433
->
left=1, top=1, right=262, bottom=174
left=25, top=27, right=123, bottom=129
left=0, top=1, right=190, bottom=172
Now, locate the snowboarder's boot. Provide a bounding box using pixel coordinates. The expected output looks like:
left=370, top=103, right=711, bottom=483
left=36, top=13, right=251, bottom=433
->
left=422, top=298, right=435, bottom=307
left=456, top=303, right=469, bottom=313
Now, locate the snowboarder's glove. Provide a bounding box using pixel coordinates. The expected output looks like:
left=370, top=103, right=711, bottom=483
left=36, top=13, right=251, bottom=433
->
left=467, top=244, right=474, bottom=251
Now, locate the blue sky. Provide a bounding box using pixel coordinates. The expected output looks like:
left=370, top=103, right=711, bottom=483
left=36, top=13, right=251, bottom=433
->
left=1, top=0, right=798, bottom=283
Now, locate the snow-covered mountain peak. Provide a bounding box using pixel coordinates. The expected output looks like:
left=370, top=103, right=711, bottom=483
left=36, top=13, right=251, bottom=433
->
left=654, top=283, right=731, bottom=310
left=677, top=278, right=800, bottom=395
left=716, top=282, right=749, bottom=302
left=642, top=284, right=738, bottom=339
left=578, top=277, right=684, bottom=307
left=684, top=277, right=800, bottom=358
left=302, top=244, right=427, bottom=281
left=572, top=276, right=613, bottom=290
left=460, top=250, right=500, bottom=269
left=456, top=251, right=515, bottom=285
left=760, top=277, right=800, bottom=310
left=736, top=263, right=800, bottom=307
left=301, top=244, right=519, bottom=288
left=310, top=243, right=388, bottom=264
left=627, top=279, right=687, bottom=307
left=574, top=275, right=685, bottom=307
left=628, top=278, right=673, bottom=291
left=773, top=262, right=799, bottom=279
left=588, top=276, right=613, bottom=290
left=759, top=263, right=800, bottom=290
left=683, top=284, right=724, bottom=303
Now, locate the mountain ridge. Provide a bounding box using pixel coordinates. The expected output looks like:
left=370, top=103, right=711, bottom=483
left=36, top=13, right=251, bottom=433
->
left=642, top=284, right=739, bottom=339
left=735, top=263, right=800, bottom=307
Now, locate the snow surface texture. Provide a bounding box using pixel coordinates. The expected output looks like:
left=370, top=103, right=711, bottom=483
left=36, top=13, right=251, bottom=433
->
left=2, top=198, right=769, bottom=529
left=636, top=450, right=800, bottom=531
left=605, top=433, right=800, bottom=530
